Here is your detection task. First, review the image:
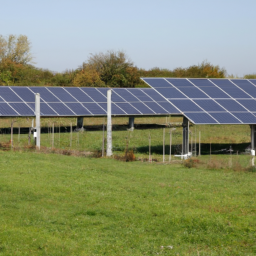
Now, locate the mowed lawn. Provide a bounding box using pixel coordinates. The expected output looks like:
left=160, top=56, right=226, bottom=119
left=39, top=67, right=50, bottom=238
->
left=0, top=151, right=256, bottom=255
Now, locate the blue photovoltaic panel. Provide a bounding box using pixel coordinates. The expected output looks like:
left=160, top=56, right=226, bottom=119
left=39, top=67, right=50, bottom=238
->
left=11, top=87, right=35, bottom=102
left=237, top=100, right=256, bottom=112
left=231, top=112, right=256, bottom=123
left=231, top=79, right=254, bottom=88
left=177, top=87, right=209, bottom=98
left=114, top=89, right=139, bottom=102
left=169, top=99, right=203, bottom=112
left=108, top=91, right=126, bottom=103
left=126, top=89, right=153, bottom=102
left=189, top=79, right=215, bottom=87
left=157, top=88, right=187, bottom=99
left=210, top=79, right=234, bottom=87
left=48, top=87, right=78, bottom=102
left=231, top=80, right=256, bottom=97
left=115, top=103, right=141, bottom=115
left=130, top=102, right=155, bottom=114
left=184, top=112, right=218, bottom=124
left=210, top=79, right=251, bottom=98
left=193, top=100, right=226, bottom=112
left=249, top=80, right=256, bottom=86
left=216, top=99, right=247, bottom=112
left=166, top=79, right=194, bottom=87
left=65, top=103, right=91, bottom=115
left=30, top=87, right=60, bottom=102
left=0, top=103, right=18, bottom=116
left=199, top=86, right=230, bottom=98
left=0, top=87, right=23, bottom=102
left=143, top=102, right=168, bottom=114
left=142, top=89, right=167, bottom=101
left=28, top=103, right=57, bottom=116
left=64, top=88, right=94, bottom=102
left=48, top=103, right=75, bottom=115
left=143, top=78, right=173, bottom=88
left=218, top=86, right=250, bottom=99
left=156, top=102, right=180, bottom=114
left=82, top=103, right=106, bottom=115
left=98, top=103, right=126, bottom=115
left=9, top=103, right=34, bottom=116
left=209, top=112, right=241, bottom=124
left=80, top=88, right=106, bottom=102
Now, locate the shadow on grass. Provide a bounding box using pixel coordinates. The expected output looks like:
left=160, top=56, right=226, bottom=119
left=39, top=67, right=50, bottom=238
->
left=134, top=143, right=251, bottom=155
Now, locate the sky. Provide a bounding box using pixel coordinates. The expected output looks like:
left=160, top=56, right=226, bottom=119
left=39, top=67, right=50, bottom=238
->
left=1, top=0, right=256, bottom=77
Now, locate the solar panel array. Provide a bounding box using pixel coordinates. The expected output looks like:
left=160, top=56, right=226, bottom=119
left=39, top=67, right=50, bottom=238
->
left=142, top=78, right=256, bottom=124
left=0, top=86, right=180, bottom=117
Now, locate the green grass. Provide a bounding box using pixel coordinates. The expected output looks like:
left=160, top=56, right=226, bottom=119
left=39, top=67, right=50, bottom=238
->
left=0, top=151, right=256, bottom=255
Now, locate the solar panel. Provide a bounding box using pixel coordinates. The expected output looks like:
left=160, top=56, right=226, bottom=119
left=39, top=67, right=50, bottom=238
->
left=209, top=112, right=241, bottom=124
left=184, top=112, right=218, bottom=124
left=143, top=78, right=173, bottom=88
left=143, top=102, right=168, bottom=114
left=30, top=87, right=60, bottom=102
left=199, top=86, right=230, bottom=98
left=141, top=78, right=256, bottom=124
left=126, top=89, right=153, bottom=102
left=0, top=103, right=19, bottom=116
left=0, top=87, right=23, bottom=102
left=1, top=80, right=256, bottom=125
left=64, top=88, right=94, bottom=102
left=177, top=87, right=209, bottom=98
left=249, top=80, right=256, bottom=86
left=156, top=88, right=187, bottom=99
left=113, top=89, right=139, bottom=102
left=82, top=103, right=106, bottom=115
left=231, top=112, right=256, bottom=123
left=193, top=100, right=225, bottom=112
left=237, top=100, right=256, bottom=112
left=130, top=102, right=156, bottom=114
left=115, top=103, right=141, bottom=115
left=9, top=103, right=34, bottom=116
left=215, top=99, right=248, bottom=112
left=11, top=87, right=35, bottom=102
left=48, top=87, right=78, bottom=102
left=98, top=103, right=126, bottom=115
left=166, top=79, right=193, bottom=87
left=80, top=88, right=106, bottom=102
left=169, top=99, right=203, bottom=112
left=65, top=103, right=91, bottom=115
left=48, top=103, right=75, bottom=115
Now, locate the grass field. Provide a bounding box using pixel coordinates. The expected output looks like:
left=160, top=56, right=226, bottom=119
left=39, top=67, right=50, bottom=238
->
left=0, top=151, right=256, bottom=255
left=0, top=116, right=255, bottom=255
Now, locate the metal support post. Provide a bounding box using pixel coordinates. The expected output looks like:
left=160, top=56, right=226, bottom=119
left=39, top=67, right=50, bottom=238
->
left=182, top=116, right=189, bottom=155
left=35, top=93, right=40, bottom=150
left=251, top=125, right=255, bottom=155
left=128, top=117, right=135, bottom=131
left=107, top=90, right=112, bottom=156
left=76, top=117, right=84, bottom=131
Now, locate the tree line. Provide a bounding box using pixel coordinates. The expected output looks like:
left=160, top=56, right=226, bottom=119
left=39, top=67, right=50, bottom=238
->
left=0, top=34, right=254, bottom=87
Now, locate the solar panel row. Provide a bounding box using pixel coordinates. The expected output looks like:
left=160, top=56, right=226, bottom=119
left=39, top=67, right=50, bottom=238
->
left=142, top=78, right=256, bottom=124
left=0, top=87, right=181, bottom=116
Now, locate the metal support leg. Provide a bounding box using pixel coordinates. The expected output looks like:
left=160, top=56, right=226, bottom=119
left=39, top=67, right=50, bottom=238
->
left=76, top=117, right=84, bottom=131
left=182, top=116, right=189, bottom=155
left=251, top=125, right=255, bottom=155
left=128, top=117, right=135, bottom=131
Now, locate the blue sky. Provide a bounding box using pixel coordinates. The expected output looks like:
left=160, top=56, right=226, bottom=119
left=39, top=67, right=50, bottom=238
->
left=1, top=0, right=255, bottom=77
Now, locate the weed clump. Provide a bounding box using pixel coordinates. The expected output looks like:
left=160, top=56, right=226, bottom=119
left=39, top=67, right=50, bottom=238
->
left=114, top=149, right=136, bottom=162
left=183, top=158, right=199, bottom=168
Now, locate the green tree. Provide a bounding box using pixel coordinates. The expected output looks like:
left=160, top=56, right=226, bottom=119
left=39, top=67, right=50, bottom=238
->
left=73, top=65, right=105, bottom=87
left=86, top=51, right=140, bottom=87
left=0, top=34, right=33, bottom=64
